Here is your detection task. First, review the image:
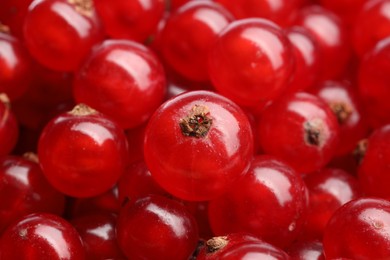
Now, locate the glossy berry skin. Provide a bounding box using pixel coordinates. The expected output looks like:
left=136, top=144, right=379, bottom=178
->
left=319, top=0, right=366, bottom=27
left=258, top=92, right=339, bottom=174
left=23, top=0, right=104, bottom=71
left=38, top=104, right=129, bottom=198
left=302, top=168, right=361, bottom=240
left=159, top=1, right=233, bottom=82
left=198, top=233, right=290, bottom=260
left=93, top=0, right=165, bottom=42
left=287, top=239, right=324, bottom=260
left=358, top=37, right=390, bottom=128
left=144, top=90, right=254, bottom=201
left=214, top=0, right=303, bottom=26
left=116, top=195, right=199, bottom=260
left=294, top=5, right=351, bottom=81
left=0, top=32, right=32, bottom=100
left=309, top=80, right=367, bottom=155
left=0, top=0, right=33, bottom=39
left=0, top=95, right=19, bottom=156
left=358, top=124, right=390, bottom=200
left=71, top=213, right=124, bottom=259
left=0, top=155, right=65, bottom=233
left=0, top=213, right=85, bottom=259
left=208, top=18, right=294, bottom=108
left=285, top=26, right=320, bottom=94
left=208, top=155, right=308, bottom=248
left=353, top=0, right=390, bottom=57
left=73, top=40, right=166, bottom=129
left=323, top=198, right=390, bottom=259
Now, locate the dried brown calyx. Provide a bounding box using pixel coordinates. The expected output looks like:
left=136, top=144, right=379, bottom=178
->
left=0, top=93, right=10, bottom=108
left=68, top=0, right=93, bottom=17
left=329, top=101, right=353, bottom=124
left=353, top=139, right=368, bottom=165
left=0, top=23, right=10, bottom=34
left=23, top=152, right=39, bottom=163
left=304, top=119, right=325, bottom=147
left=69, top=103, right=98, bottom=116
left=206, top=236, right=228, bottom=253
left=179, top=105, right=212, bottom=138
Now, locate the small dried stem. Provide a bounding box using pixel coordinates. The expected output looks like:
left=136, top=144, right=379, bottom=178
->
left=68, top=0, right=93, bottom=17
left=206, top=236, right=228, bottom=253
left=69, top=103, right=97, bottom=116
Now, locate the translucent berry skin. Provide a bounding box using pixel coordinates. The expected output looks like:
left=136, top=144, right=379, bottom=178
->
left=0, top=97, right=19, bottom=156
left=358, top=125, right=390, bottom=199
left=0, top=0, right=33, bottom=39
left=319, top=0, right=366, bottom=27
left=38, top=105, right=129, bottom=198
left=323, top=198, right=390, bottom=259
left=0, top=32, right=32, bottom=100
left=287, top=239, right=324, bottom=260
left=116, top=195, right=199, bottom=260
left=302, top=168, right=361, bottom=240
left=93, top=0, right=165, bottom=42
left=73, top=40, right=166, bottom=129
left=159, top=0, right=234, bottom=82
left=23, top=0, right=104, bottom=71
left=208, top=18, right=294, bottom=108
left=257, top=92, right=340, bottom=174
left=358, top=37, right=390, bottom=128
left=0, top=155, right=66, bottom=233
left=353, top=0, right=390, bottom=57
left=208, top=155, right=308, bottom=248
left=0, top=213, right=85, bottom=259
left=294, top=5, right=351, bottom=81
left=144, top=90, right=254, bottom=201
left=71, top=213, right=124, bottom=259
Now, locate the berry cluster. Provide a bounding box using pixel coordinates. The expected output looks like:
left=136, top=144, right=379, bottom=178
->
left=1, top=0, right=390, bottom=259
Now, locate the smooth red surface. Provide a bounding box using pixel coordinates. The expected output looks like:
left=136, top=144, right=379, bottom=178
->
left=0, top=32, right=32, bottom=100
left=117, top=195, right=199, bottom=259
left=38, top=107, right=129, bottom=197
left=294, top=5, right=351, bottom=81
left=0, top=0, right=33, bottom=39
left=144, top=90, right=254, bottom=201
left=0, top=97, right=19, bottom=156
left=94, top=0, right=164, bottom=42
left=0, top=213, right=85, bottom=259
left=208, top=155, right=308, bottom=248
left=0, top=155, right=65, bottom=233
left=125, top=123, right=146, bottom=164
left=159, top=0, right=233, bottom=82
left=72, top=213, right=124, bottom=259
left=320, top=0, right=366, bottom=27
left=287, top=239, right=324, bottom=260
left=208, top=18, right=294, bottom=108
left=323, top=198, right=390, bottom=259
left=302, top=168, right=361, bottom=239
left=258, top=92, right=340, bottom=174
left=23, top=0, right=104, bottom=71
left=73, top=40, right=166, bottom=129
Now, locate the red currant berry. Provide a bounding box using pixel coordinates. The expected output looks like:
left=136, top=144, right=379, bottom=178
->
left=208, top=18, right=294, bottom=109
left=144, top=90, right=254, bottom=201
left=319, top=0, right=366, bottom=27
left=23, top=0, right=104, bottom=71
left=257, top=92, right=340, bottom=174
left=94, top=0, right=165, bottom=42
left=0, top=94, right=19, bottom=156
left=73, top=39, right=166, bottom=129
left=38, top=104, right=129, bottom=197
left=0, top=213, right=85, bottom=259
left=287, top=239, right=324, bottom=260
left=208, top=155, right=308, bottom=248
left=0, top=0, right=32, bottom=39
left=323, top=197, right=390, bottom=259
left=117, top=195, right=199, bottom=259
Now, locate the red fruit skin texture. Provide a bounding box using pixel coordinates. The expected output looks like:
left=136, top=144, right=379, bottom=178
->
left=258, top=92, right=340, bottom=174
left=116, top=195, right=199, bottom=260
left=0, top=155, right=66, bottom=233
left=0, top=97, right=19, bottom=156
left=71, top=213, right=125, bottom=259
left=319, top=0, right=366, bottom=27
left=208, top=18, right=294, bottom=108
left=302, top=168, right=361, bottom=240
left=323, top=198, right=390, bottom=259
left=0, top=0, right=33, bottom=39
left=93, top=0, right=165, bottom=42
left=73, top=40, right=166, bottom=129
left=38, top=107, right=129, bottom=198
left=144, top=90, right=254, bottom=201
left=294, top=5, right=351, bottom=81
left=287, top=239, right=324, bottom=260
left=159, top=0, right=234, bottom=82
left=0, top=32, right=32, bottom=100
left=0, top=213, right=85, bottom=259
left=208, top=155, right=308, bottom=248
left=23, top=0, right=104, bottom=71
left=358, top=124, right=390, bottom=199
left=358, top=37, right=390, bottom=128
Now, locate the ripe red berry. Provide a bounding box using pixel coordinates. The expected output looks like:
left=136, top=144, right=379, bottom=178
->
left=144, top=90, right=254, bottom=201
left=0, top=94, right=19, bottom=156
left=38, top=104, right=129, bottom=197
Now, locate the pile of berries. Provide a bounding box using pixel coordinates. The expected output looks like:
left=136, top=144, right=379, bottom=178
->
left=2, top=0, right=390, bottom=259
